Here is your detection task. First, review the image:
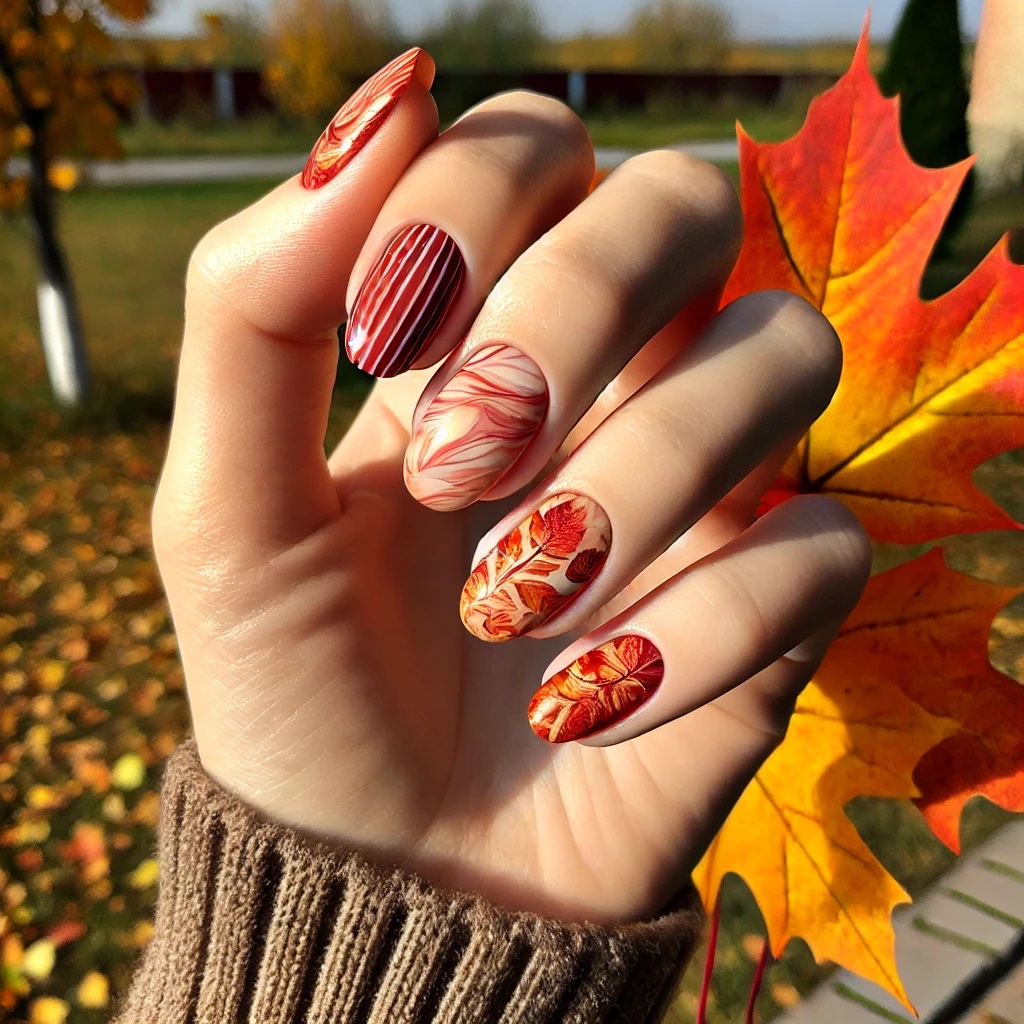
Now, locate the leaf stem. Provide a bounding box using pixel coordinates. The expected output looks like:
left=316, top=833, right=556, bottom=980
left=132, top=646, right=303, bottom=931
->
left=744, top=938, right=771, bottom=1024
left=696, top=898, right=720, bottom=1024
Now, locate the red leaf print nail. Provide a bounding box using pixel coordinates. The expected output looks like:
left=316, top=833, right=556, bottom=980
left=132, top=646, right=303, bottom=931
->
left=528, top=511, right=546, bottom=548
left=565, top=547, right=606, bottom=584
left=495, top=530, right=523, bottom=575
left=528, top=635, right=664, bottom=743
left=515, top=580, right=561, bottom=614
left=540, top=499, right=590, bottom=557
left=460, top=492, right=612, bottom=642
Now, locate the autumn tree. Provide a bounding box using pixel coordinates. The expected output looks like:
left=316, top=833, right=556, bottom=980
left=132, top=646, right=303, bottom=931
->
left=0, top=1, right=153, bottom=408
left=197, top=3, right=267, bottom=68
left=423, top=0, right=545, bottom=70
left=264, top=0, right=399, bottom=121
left=628, top=0, right=733, bottom=69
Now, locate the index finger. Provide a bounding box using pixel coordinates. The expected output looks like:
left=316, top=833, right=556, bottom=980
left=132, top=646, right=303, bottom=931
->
left=158, top=49, right=438, bottom=552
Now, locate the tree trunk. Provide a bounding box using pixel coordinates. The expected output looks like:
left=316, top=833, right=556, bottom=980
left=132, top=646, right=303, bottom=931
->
left=27, top=138, right=90, bottom=407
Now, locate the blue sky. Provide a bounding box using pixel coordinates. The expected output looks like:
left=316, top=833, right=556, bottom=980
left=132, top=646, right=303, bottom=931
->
left=139, top=0, right=984, bottom=41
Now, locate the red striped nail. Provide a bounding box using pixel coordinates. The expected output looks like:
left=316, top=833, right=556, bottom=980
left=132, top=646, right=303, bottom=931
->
left=302, top=48, right=428, bottom=190
left=346, top=224, right=466, bottom=378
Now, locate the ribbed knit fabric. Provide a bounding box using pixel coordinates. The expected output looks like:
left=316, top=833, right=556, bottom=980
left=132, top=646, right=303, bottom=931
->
left=111, top=738, right=705, bottom=1024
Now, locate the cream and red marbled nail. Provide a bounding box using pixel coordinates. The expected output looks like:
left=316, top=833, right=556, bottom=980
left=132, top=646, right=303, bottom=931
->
left=528, top=635, right=664, bottom=743
left=301, top=48, right=429, bottom=190
left=460, top=492, right=611, bottom=642
left=405, top=345, right=548, bottom=511
left=346, top=224, right=465, bottom=378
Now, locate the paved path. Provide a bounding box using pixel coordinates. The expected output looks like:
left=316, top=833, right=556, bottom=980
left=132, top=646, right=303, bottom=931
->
left=9, top=139, right=739, bottom=188
left=780, top=820, right=1024, bottom=1023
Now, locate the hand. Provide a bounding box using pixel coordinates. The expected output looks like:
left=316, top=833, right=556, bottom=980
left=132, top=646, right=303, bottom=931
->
left=152, top=50, right=870, bottom=925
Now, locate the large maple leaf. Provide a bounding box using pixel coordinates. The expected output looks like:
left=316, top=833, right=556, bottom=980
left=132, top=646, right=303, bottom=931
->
left=694, top=553, right=1020, bottom=1006
left=695, top=26, right=1024, bottom=1008
left=730, top=33, right=1024, bottom=544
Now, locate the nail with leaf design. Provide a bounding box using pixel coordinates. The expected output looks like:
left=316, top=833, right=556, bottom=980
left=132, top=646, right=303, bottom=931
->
left=528, top=635, right=665, bottom=743
left=460, top=492, right=611, bottom=642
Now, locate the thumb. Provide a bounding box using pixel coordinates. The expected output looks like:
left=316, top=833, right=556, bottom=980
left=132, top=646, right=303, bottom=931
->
left=158, top=49, right=438, bottom=553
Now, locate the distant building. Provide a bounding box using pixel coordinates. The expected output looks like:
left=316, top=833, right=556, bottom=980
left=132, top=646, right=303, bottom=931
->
left=968, top=0, right=1024, bottom=192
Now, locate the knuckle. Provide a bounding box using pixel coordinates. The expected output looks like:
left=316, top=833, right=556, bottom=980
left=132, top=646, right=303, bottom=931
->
left=625, top=149, right=742, bottom=232
left=695, top=561, right=773, bottom=662
left=515, top=231, right=632, bottom=326
left=185, top=219, right=235, bottom=299
left=451, top=91, right=592, bottom=186
left=615, top=151, right=743, bottom=278
left=786, top=494, right=873, bottom=591
left=625, top=398, right=715, bottom=486
left=735, top=291, right=843, bottom=406
left=499, top=89, right=588, bottom=141
left=151, top=479, right=246, bottom=588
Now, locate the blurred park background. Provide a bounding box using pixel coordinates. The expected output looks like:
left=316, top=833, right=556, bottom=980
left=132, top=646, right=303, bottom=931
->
left=1, top=0, right=1023, bottom=1021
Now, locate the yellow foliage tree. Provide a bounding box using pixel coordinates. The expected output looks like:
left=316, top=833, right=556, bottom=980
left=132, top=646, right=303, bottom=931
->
left=0, top=0, right=154, bottom=407
left=264, top=0, right=398, bottom=121
left=629, top=0, right=733, bottom=69
left=197, top=4, right=266, bottom=68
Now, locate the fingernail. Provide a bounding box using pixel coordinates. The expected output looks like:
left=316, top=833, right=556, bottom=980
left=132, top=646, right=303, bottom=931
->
left=302, top=48, right=427, bottom=190
left=460, top=492, right=611, bottom=642
left=346, top=224, right=465, bottom=378
left=405, top=345, right=548, bottom=511
left=528, top=635, right=664, bottom=743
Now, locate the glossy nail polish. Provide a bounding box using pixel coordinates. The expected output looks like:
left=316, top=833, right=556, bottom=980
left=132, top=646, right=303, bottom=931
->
left=528, top=635, right=664, bottom=743
left=460, top=492, right=611, bottom=642
left=302, top=48, right=427, bottom=190
left=405, top=345, right=548, bottom=511
left=346, top=224, right=465, bottom=378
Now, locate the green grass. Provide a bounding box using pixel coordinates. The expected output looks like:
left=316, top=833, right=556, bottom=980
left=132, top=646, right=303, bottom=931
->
left=120, top=116, right=320, bottom=159
left=0, top=178, right=368, bottom=444
left=1, top=176, right=1023, bottom=1021
left=584, top=104, right=809, bottom=149
left=117, top=103, right=809, bottom=159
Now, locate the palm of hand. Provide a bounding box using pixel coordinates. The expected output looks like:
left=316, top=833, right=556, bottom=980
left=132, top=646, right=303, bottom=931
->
left=163, top=379, right=747, bottom=925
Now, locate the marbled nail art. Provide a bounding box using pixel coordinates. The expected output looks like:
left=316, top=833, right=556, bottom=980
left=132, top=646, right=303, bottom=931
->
left=528, top=635, right=664, bottom=743
left=460, top=492, right=611, bottom=642
left=302, top=48, right=426, bottom=190
left=405, top=345, right=548, bottom=511
left=346, top=224, right=465, bottom=378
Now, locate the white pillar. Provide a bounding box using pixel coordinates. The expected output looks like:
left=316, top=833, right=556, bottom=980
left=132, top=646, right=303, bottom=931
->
left=968, top=0, right=1024, bottom=192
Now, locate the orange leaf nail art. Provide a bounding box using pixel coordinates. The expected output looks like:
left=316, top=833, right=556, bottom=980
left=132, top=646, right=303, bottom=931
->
left=528, top=635, right=664, bottom=743
left=460, top=493, right=611, bottom=642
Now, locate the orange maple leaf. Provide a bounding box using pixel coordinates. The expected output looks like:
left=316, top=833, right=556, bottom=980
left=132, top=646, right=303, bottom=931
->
left=728, top=34, right=1024, bottom=544
left=696, top=25, right=1024, bottom=1008
left=694, top=599, right=958, bottom=1007
left=850, top=550, right=1024, bottom=850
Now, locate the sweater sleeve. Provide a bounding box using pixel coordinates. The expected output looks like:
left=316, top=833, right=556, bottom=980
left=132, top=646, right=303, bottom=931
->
left=111, top=738, right=705, bottom=1024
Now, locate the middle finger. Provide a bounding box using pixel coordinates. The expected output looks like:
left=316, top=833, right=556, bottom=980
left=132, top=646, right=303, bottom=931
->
left=404, top=149, right=743, bottom=511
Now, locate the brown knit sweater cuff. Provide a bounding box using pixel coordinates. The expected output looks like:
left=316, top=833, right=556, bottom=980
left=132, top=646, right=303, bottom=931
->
left=111, top=738, right=705, bottom=1024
